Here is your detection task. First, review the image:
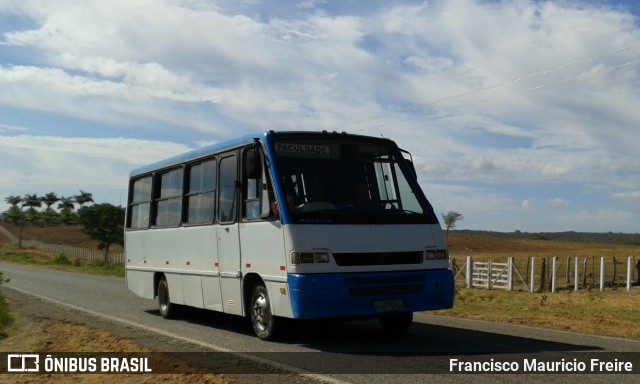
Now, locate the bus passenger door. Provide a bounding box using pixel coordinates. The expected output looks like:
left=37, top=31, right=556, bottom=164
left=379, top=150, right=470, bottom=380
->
left=217, top=154, right=243, bottom=316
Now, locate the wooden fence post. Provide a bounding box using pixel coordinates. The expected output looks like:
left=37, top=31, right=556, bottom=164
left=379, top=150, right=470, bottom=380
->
left=551, top=256, right=557, bottom=293
left=539, top=258, right=546, bottom=292
left=507, top=257, right=514, bottom=291
left=627, top=257, right=633, bottom=293
left=530, top=257, right=535, bottom=293
left=600, top=256, right=605, bottom=291
left=574, top=256, right=579, bottom=291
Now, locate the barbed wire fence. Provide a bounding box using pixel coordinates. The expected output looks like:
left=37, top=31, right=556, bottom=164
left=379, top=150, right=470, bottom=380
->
left=451, top=255, right=639, bottom=293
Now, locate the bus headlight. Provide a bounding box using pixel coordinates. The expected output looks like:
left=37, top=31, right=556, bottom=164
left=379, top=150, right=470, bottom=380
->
left=291, top=251, right=331, bottom=264
left=425, top=249, right=448, bottom=260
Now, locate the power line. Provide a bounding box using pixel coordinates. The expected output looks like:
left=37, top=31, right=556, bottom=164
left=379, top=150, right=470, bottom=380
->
left=331, top=46, right=639, bottom=133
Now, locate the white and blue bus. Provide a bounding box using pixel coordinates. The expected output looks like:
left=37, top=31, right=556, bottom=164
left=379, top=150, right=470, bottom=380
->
left=125, top=130, right=453, bottom=340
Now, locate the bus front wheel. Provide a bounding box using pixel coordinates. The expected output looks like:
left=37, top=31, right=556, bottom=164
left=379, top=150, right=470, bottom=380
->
left=250, top=284, right=278, bottom=340
left=378, top=312, right=413, bottom=333
left=157, top=278, right=176, bottom=319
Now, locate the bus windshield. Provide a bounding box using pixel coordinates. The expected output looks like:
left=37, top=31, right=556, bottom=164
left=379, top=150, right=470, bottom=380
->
left=271, top=137, right=438, bottom=224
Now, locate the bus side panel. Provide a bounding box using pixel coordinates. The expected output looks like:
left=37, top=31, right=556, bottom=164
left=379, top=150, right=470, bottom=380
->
left=266, top=281, right=294, bottom=318
left=202, top=276, right=223, bottom=311
left=165, top=273, right=185, bottom=305
left=239, top=221, right=290, bottom=317
left=125, top=227, right=221, bottom=310
left=182, top=275, right=204, bottom=308
left=125, top=269, right=155, bottom=300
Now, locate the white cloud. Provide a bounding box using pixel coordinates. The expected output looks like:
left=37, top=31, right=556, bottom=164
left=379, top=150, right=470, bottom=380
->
left=0, top=0, right=638, bottom=232
left=548, top=198, right=570, bottom=207
left=557, top=209, right=636, bottom=232
left=0, top=134, right=192, bottom=211
left=612, top=191, right=640, bottom=205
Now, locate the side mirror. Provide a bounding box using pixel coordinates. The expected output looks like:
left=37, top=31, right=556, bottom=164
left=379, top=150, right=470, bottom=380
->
left=400, top=148, right=417, bottom=181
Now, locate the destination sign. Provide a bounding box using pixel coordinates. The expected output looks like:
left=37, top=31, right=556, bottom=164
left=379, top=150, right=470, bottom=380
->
left=275, top=143, right=330, bottom=155
left=274, top=142, right=339, bottom=158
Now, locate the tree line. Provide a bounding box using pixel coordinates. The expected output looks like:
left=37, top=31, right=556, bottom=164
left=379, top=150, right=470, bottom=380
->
left=2, top=190, right=95, bottom=226
left=2, top=191, right=125, bottom=257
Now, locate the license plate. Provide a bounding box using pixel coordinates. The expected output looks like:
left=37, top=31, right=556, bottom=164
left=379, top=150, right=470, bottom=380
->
left=373, top=299, right=405, bottom=313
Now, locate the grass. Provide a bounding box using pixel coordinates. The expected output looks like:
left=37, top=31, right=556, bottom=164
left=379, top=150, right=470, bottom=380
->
left=434, top=287, right=640, bottom=340
left=0, top=269, right=13, bottom=337
left=0, top=243, right=124, bottom=277
left=0, top=242, right=123, bottom=337
left=443, top=233, right=640, bottom=340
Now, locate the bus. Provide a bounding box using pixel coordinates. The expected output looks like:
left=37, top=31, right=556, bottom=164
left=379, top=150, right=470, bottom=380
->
left=125, top=130, right=454, bottom=340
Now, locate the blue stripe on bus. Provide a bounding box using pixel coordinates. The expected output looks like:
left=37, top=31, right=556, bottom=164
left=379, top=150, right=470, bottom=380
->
left=129, top=132, right=268, bottom=177
left=261, top=133, right=292, bottom=224
left=287, top=269, right=454, bottom=319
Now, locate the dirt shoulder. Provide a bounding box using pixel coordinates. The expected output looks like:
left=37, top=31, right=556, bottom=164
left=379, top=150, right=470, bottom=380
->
left=0, top=288, right=231, bottom=384
left=0, top=288, right=312, bottom=384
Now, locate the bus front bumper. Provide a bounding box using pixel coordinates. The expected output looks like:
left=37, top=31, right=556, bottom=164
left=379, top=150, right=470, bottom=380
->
left=287, top=269, right=454, bottom=319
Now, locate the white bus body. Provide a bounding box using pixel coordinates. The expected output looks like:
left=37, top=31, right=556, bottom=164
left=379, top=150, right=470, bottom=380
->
left=125, top=131, right=454, bottom=340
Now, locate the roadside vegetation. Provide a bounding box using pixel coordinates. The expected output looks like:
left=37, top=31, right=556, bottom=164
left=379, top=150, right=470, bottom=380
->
left=434, top=288, right=640, bottom=340
left=443, top=232, right=640, bottom=340
left=0, top=268, right=13, bottom=337
left=0, top=243, right=124, bottom=277
left=3, top=191, right=94, bottom=226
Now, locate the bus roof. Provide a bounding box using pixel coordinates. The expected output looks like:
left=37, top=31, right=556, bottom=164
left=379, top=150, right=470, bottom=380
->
left=129, top=130, right=396, bottom=178
left=129, top=132, right=267, bottom=177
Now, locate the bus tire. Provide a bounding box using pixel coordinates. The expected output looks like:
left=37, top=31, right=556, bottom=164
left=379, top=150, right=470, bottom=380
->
left=378, top=312, right=413, bottom=333
left=250, top=284, right=278, bottom=340
left=157, top=278, right=175, bottom=319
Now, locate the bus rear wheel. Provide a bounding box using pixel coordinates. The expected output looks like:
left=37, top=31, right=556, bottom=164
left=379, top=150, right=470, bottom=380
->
left=378, top=312, right=413, bottom=333
left=250, top=284, right=278, bottom=340
left=157, top=278, right=176, bottom=319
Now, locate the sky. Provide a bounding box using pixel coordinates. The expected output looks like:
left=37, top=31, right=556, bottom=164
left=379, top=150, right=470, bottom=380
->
left=1, top=0, right=639, bottom=233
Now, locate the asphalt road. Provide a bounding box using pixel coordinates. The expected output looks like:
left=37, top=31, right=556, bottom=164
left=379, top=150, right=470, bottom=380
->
left=1, top=262, right=638, bottom=383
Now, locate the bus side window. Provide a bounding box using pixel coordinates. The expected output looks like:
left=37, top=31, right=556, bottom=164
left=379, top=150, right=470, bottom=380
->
left=186, top=158, right=216, bottom=225
left=243, top=147, right=272, bottom=220
left=128, top=175, right=152, bottom=229
left=154, top=167, right=184, bottom=227
left=218, top=155, right=238, bottom=224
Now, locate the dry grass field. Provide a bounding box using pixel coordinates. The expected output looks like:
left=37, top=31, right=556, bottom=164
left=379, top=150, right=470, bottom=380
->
left=443, top=232, right=640, bottom=340
left=0, top=222, right=123, bottom=252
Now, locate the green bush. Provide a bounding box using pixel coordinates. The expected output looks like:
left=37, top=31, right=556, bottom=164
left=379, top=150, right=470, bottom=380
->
left=0, top=270, right=14, bottom=337
left=52, top=253, right=72, bottom=265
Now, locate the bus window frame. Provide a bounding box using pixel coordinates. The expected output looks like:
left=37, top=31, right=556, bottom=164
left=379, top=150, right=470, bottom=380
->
left=218, top=153, right=239, bottom=225
left=184, top=157, right=217, bottom=226
left=152, top=166, right=185, bottom=228
left=127, top=175, right=153, bottom=230
left=241, top=145, right=274, bottom=222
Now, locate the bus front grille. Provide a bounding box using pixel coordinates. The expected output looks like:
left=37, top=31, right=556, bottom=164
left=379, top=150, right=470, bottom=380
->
left=345, top=274, right=425, bottom=297
left=333, top=251, right=423, bottom=266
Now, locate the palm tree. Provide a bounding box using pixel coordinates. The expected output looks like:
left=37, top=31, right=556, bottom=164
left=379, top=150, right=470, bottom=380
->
left=57, top=197, right=75, bottom=210
left=57, top=196, right=77, bottom=225
left=3, top=195, right=24, bottom=226
left=74, top=190, right=94, bottom=209
left=22, top=194, right=41, bottom=209
left=41, top=192, right=59, bottom=210
left=40, top=192, right=60, bottom=225
left=4, top=195, right=22, bottom=207
left=23, top=194, right=42, bottom=225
